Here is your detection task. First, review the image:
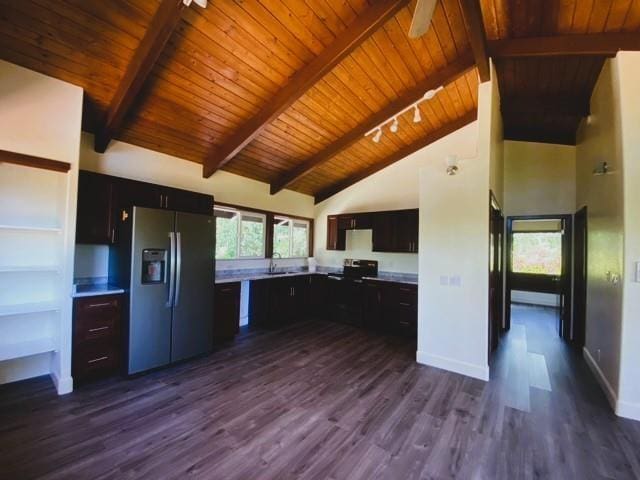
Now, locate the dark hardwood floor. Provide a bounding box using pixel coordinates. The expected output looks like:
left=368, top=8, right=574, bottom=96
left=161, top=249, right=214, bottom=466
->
left=2, top=306, right=640, bottom=479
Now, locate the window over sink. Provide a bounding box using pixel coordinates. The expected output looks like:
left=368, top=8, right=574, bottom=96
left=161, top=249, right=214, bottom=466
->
left=215, top=207, right=266, bottom=260
left=273, top=216, right=309, bottom=258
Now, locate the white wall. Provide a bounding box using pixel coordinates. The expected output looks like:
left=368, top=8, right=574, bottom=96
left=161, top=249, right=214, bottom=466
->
left=79, top=133, right=315, bottom=273
left=416, top=65, right=501, bottom=381
left=313, top=122, right=478, bottom=273
left=616, top=51, right=640, bottom=420
left=576, top=52, right=640, bottom=420
left=0, top=60, right=83, bottom=393
left=503, top=141, right=576, bottom=217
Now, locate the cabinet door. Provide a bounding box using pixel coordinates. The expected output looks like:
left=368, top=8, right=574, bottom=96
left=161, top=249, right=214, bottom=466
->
left=214, top=282, right=241, bottom=341
left=326, top=215, right=346, bottom=251
left=165, top=187, right=213, bottom=216
left=372, top=212, right=395, bottom=252
left=249, top=279, right=269, bottom=326
left=76, top=171, right=117, bottom=244
left=338, top=215, right=355, bottom=230
left=363, top=282, right=383, bottom=331
left=120, top=178, right=164, bottom=210
left=393, top=211, right=415, bottom=253
left=305, top=275, right=327, bottom=316
left=267, top=278, right=293, bottom=327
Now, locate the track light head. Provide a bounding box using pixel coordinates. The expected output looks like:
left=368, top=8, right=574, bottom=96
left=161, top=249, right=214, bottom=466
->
left=413, top=105, right=422, bottom=123
left=372, top=128, right=382, bottom=143
left=424, top=86, right=444, bottom=100
left=390, top=117, right=399, bottom=133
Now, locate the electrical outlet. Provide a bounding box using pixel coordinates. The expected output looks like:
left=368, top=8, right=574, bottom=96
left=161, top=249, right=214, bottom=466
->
left=635, top=261, right=640, bottom=283
left=449, top=275, right=461, bottom=287
left=439, top=275, right=449, bottom=286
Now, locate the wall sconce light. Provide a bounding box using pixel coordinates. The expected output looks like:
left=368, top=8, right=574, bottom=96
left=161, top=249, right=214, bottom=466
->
left=446, top=155, right=459, bottom=175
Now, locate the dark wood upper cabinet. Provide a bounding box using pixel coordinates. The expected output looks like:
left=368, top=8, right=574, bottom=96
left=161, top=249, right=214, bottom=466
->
left=76, top=171, right=117, bottom=244
left=329, top=209, right=418, bottom=254
left=326, top=215, right=346, bottom=251
left=77, top=171, right=214, bottom=245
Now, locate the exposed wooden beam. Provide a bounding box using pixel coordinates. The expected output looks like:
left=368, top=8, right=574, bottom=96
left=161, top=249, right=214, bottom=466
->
left=314, top=110, right=477, bottom=204
left=502, top=95, right=590, bottom=117
left=489, top=32, right=640, bottom=58
left=0, top=149, right=71, bottom=173
left=459, top=0, right=490, bottom=82
left=270, top=52, right=475, bottom=194
left=94, top=0, right=186, bottom=153
left=202, top=0, right=410, bottom=178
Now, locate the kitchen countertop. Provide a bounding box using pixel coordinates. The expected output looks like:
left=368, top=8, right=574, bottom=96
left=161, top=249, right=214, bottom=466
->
left=72, top=284, right=126, bottom=298
left=215, top=271, right=418, bottom=285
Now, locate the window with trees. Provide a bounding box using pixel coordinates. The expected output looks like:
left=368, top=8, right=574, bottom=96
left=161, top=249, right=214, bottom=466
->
left=215, top=207, right=266, bottom=260
left=272, top=216, right=309, bottom=258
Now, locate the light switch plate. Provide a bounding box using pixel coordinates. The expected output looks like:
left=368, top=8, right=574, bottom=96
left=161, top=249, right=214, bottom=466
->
left=449, top=275, right=461, bottom=287
left=439, top=275, right=449, bottom=286
left=635, top=261, right=640, bottom=283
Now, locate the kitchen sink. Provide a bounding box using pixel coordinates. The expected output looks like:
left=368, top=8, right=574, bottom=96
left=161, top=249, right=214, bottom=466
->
left=266, top=271, right=295, bottom=275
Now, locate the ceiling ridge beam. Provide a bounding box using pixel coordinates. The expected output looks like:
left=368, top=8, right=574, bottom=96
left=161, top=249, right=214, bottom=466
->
left=202, top=0, right=410, bottom=178
left=269, top=52, right=475, bottom=195
left=459, top=0, right=490, bottom=82
left=95, top=0, right=187, bottom=153
left=502, top=95, right=590, bottom=117
left=489, top=32, right=640, bottom=58
left=313, top=109, right=478, bottom=204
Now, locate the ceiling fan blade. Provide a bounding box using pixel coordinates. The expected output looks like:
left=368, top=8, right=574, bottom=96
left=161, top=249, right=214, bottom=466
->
left=408, top=0, right=438, bottom=38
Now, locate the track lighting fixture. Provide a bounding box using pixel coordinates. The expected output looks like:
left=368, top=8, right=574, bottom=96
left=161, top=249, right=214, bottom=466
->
left=183, top=0, right=207, bottom=7
left=413, top=105, right=422, bottom=123
left=365, top=85, right=443, bottom=143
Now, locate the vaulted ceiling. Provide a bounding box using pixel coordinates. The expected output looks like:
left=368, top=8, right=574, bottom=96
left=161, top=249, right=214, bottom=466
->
left=0, top=0, right=638, bottom=202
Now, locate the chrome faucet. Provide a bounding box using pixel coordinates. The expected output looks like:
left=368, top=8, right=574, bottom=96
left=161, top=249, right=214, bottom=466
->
left=269, top=252, right=282, bottom=273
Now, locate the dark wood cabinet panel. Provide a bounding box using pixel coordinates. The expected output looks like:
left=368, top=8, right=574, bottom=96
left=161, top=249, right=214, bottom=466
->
left=73, top=294, right=122, bottom=383
left=214, top=283, right=241, bottom=341
left=77, top=171, right=214, bottom=247
left=326, top=215, right=346, bottom=251
left=76, top=171, right=117, bottom=244
left=305, top=274, right=327, bottom=316
left=372, top=209, right=419, bottom=253
left=249, top=279, right=269, bottom=326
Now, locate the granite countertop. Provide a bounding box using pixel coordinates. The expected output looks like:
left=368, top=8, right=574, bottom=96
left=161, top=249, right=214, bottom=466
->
left=215, top=271, right=325, bottom=284
left=215, top=270, right=418, bottom=285
left=72, top=284, right=126, bottom=298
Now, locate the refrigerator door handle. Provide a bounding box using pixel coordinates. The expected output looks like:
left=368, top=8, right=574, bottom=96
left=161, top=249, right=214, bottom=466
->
left=175, top=232, right=182, bottom=307
left=167, top=232, right=176, bottom=307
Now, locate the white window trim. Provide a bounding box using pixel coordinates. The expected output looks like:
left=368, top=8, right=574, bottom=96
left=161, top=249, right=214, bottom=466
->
left=215, top=206, right=266, bottom=260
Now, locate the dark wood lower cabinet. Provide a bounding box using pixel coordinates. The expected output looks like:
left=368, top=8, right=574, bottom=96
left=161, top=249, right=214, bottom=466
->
left=214, top=282, right=241, bottom=341
left=248, top=274, right=416, bottom=338
left=72, top=294, right=122, bottom=383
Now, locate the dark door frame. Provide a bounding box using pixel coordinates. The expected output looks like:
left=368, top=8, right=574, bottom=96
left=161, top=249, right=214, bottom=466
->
left=488, top=191, right=504, bottom=354
left=505, top=214, right=573, bottom=340
left=573, top=206, right=588, bottom=348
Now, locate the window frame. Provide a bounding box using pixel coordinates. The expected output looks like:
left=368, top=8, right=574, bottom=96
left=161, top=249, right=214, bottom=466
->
left=214, top=206, right=267, bottom=260
left=272, top=215, right=311, bottom=259
left=214, top=202, right=313, bottom=260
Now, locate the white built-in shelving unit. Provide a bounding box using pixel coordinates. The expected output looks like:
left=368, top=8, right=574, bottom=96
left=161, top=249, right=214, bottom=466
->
left=0, top=162, right=68, bottom=384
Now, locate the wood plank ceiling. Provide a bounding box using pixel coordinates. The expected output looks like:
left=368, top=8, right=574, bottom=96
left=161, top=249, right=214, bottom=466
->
left=0, top=0, right=638, bottom=201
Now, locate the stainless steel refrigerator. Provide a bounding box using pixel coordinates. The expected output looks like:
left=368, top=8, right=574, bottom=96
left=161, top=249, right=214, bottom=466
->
left=127, top=206, right=214, bottom=374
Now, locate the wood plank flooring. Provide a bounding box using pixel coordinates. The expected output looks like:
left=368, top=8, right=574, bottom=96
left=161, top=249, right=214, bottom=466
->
left=1, top=305, right=640, bottom=479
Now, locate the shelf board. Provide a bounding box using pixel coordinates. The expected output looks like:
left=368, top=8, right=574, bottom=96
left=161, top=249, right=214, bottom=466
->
left=0, top=224, right=61, bottom=233
left=1, top=149, right=71, bottom=173
left=0, top=266, right=60, bottom=273
left=0, top=301, right=60, bottom=317
left=0, top=337, right=56, bottom=362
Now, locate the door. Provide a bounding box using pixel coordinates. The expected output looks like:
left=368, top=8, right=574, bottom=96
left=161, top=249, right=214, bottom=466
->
left=172, top=211, right=215, bottom=362
left=573, top=207, right=588, bottom=348
left=128, top=207, right=175, bottom=374
left=506, top=215, right=573, bottom=338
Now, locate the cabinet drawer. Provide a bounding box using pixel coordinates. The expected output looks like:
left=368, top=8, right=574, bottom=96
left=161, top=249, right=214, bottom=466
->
left=74, top=295, right=121, bottom=343
left=73, top=341, right=120, bottom=379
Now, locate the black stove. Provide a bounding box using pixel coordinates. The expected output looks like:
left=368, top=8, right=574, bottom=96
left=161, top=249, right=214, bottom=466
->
left=326, top=260, right=378, bottom=327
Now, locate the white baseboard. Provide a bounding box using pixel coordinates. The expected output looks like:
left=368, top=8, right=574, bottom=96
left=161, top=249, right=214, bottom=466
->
left=617, top=400, right=640, bottom=421
left=50, top=371, right=73, bottom=395
left=583, top=346, right=617, bottom=411
left=416, top=350, right=489, bottom=381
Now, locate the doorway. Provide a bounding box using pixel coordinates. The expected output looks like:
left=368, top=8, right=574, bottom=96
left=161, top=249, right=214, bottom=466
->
left=488, top=192, right=504, bottom=353
left=573, top=207, right=588, bottom=348
left=505, top=215, right=573, bottom=341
